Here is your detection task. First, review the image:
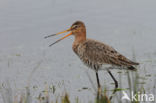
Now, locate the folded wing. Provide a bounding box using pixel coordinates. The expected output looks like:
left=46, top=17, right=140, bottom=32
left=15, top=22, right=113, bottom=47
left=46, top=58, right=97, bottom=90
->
left=83, top=39, right=139, bottom=67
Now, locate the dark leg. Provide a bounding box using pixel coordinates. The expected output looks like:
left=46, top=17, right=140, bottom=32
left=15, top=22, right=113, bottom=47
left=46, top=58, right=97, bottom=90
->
left=107, top=70, right=118, bottom=100
left=107, top=70, right=118, bottom=89
left=96, top=72, right=101, bottom=89
left=96, top=71, right=101, bottom=101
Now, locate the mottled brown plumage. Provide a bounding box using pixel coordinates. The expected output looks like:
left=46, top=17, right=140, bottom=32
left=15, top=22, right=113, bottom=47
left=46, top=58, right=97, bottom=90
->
left=45, top=21, right=139, bottom=99
left=73, top=38, right=139, bottom=70
left=71, top=21, right=139, bottom=71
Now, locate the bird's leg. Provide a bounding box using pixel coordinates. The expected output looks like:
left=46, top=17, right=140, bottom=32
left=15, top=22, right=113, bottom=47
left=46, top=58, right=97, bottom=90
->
left=107, top=69, right=118, bottom=100
left=96, top=71, right=101, bottom=100
left=96, top=72, right=101, bottom=90
left=107, top=70, right=118, bottom=88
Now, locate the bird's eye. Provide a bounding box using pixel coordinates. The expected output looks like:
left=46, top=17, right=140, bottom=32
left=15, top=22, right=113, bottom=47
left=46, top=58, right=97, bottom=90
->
left=72, top=25, right=78, bottom=29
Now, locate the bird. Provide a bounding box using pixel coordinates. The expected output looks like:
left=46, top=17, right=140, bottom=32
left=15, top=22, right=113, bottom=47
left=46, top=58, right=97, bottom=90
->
left=45, top=21, right=139, bottom=98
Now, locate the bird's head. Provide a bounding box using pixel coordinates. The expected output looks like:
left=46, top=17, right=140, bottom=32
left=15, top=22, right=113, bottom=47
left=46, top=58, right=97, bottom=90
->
left=44, top=21, right=86, bottom=46
left=71, top=21, right=86, bottom=36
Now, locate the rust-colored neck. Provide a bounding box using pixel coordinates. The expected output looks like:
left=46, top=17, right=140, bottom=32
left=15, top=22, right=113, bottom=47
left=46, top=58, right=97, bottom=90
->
left=72, top=31, right=86, bottom=53
left=74, top=29, right=86, bottom=44
left=74, top=33, right=86, bottom=43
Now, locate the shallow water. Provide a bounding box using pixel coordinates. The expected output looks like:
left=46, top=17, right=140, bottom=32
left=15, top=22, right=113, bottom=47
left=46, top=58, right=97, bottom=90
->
left=0, top=0, right=156, bottom=102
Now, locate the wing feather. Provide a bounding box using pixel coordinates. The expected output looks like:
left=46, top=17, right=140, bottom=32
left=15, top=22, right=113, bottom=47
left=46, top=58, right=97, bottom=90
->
left=82, top=39, right=139, bottom=66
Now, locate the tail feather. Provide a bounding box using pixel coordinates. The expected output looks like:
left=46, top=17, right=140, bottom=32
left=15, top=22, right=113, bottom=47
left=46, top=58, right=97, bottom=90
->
left=128, top=66, right=137, bottom=71
left=130, top=61, right=139, bottom=65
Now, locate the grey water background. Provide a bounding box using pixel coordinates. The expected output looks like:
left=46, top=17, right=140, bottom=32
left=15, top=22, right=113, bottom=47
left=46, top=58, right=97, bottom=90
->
left=0, top=0, right=156, bottom=102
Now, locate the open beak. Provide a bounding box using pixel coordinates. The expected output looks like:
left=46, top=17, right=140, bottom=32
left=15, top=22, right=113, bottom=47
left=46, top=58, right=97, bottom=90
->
left=44, top=28, right=72, bottom=47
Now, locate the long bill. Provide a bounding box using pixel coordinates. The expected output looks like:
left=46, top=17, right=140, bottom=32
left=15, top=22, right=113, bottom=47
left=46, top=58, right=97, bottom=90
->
left=44, top=28, right=71, bottom=39
left=49, top=32, right=72, bottom=47
left=44, top=28, right=72, bottom=47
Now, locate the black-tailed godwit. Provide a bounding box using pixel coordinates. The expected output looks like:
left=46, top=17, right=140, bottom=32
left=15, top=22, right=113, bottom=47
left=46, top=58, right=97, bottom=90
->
left=45, top=21, right=139, bottom=98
